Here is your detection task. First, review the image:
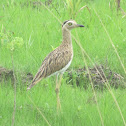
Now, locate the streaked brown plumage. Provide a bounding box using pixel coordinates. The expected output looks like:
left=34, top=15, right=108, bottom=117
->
left=27, top=20, right=84, bottom=112
left=28, top=44, right=73, bottom=89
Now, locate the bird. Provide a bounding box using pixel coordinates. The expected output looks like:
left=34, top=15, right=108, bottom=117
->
left=27, top=20, right=84, bottom=112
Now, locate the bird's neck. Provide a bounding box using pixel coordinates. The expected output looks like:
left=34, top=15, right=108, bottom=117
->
left=62, top=28, right=72, bottom=46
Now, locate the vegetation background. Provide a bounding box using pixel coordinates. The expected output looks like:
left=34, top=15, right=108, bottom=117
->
left=0, top=0, right=126, bottom=126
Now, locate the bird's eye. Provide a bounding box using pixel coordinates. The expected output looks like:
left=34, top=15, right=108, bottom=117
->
left=68, top=22, right=72, bottom=26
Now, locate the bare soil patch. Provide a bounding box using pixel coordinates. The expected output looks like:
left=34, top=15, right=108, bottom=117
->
left=66, top=64, right=126, bottom=89
left=0, top=66, right=33, bottom=86
left=0, top=65, right=125, bottom=89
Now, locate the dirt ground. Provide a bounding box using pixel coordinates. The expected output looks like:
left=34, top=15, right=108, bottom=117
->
left=0, top=65, right=125, bottom=89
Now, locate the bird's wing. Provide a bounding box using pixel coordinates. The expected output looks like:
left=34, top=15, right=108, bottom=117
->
left=27, top=47, right=72, bottom=90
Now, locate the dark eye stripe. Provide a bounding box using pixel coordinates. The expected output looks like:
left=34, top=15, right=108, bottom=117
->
left=62, top=20, right=69, bottom=27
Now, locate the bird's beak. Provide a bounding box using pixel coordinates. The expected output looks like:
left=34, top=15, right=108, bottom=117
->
left=77, top=24, right=84, bottom=27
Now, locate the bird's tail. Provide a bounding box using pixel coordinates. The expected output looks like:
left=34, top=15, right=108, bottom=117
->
left=27, top=82, right=35, bottom=90
left=27, top=77, right=42, bottom=90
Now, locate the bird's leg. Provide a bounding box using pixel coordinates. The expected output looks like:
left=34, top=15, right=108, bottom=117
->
left=58, top=73, right=63, bottom=91
left=57, top=74, right=63, bottom=111
left=55, top=73, right=63, bottom=112
left=55, top=74, right=60, bottom=112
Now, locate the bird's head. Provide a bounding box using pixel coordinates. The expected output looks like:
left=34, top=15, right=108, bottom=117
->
left=62, top=20, right=84, bottom=30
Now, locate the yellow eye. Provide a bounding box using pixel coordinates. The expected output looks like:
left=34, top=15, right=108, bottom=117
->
left=68, top=23, right=72, bottom=26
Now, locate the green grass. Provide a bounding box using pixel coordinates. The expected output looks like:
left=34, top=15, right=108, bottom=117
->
left=1, top=84, right=126, bottom=126
left=0, top=0, right=126, bottom=126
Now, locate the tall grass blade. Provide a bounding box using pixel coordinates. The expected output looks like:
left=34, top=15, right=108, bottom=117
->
left=27, top=94, right=51, bottom=126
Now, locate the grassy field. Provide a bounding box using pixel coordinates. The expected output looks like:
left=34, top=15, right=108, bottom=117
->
left=0, top=0, right=126, bottom=126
